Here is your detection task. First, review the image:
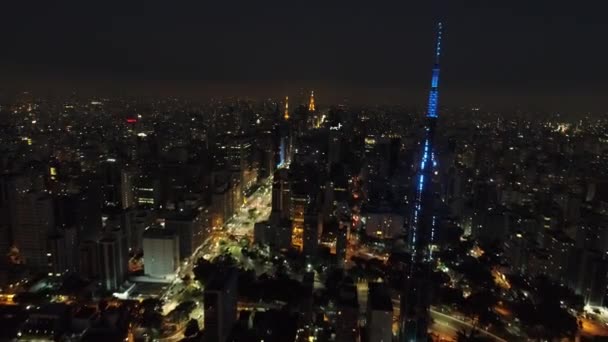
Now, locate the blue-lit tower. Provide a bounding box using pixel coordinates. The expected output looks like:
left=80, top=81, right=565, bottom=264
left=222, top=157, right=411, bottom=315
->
left=400, top=21, right=443, bottom=342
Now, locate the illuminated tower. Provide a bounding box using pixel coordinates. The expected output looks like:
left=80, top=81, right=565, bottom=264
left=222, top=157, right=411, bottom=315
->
left=279, top=96, right=292, bottom=167
left=400, top=21, right=443, bottom=342
left=426, top=22, right=442, bottom=119
left=308, top=90, right=315, bottom=112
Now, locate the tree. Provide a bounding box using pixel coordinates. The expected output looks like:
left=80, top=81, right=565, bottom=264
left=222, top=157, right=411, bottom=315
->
left=457, top=328, right=490, bottom=342
left=139, top=298, right=163, bottom=329
left=455, top=257, right=494, bottom=289
left=437, top=286, right=464, bottom=308
left=184, top=319, right=200, bottom=337
left=462, top=290, right=498, bottom=322
left=168, top=301, right=197, bottom=323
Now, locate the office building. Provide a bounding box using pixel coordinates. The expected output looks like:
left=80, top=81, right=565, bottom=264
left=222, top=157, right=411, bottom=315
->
left=204, top=268, right=238, bottom=342
left=143, top=227, right=179, bottom=279
left=368, top=282, right=393, bottom=342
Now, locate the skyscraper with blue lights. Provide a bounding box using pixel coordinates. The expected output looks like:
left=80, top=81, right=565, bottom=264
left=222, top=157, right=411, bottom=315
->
left=400, top=21, right=443, bottom=342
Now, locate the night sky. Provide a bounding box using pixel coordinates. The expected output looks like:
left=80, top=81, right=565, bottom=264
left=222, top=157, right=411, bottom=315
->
left=1, top=1, right=606, bottom=112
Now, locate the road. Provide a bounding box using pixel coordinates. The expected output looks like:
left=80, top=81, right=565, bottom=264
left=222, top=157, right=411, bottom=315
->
left=430, top=309, right=508, bottom=342
left=157, top=172, right=513, bottom=341
left=155, top=176, right=275, bottom=340
left=389, top=298, right=509, bottom=341
left=226, top=178, right=273, bottom=237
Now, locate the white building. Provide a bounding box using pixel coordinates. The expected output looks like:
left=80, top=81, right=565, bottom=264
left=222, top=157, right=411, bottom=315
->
left=143, top=228, right=179, bottom=279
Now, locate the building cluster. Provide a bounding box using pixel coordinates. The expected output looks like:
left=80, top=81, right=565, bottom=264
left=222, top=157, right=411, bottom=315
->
left=0, top=94, right=293, bottom=290
left=1, top=84, right=608, bottom=341
left=441, top=116, right=608, bottom=307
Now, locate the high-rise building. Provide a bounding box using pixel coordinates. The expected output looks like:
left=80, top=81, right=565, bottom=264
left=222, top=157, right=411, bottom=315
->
left=204, top=269, right=238, bottom=342
left=164, top=210, right=207, bottom=260
left=98, top=236, right=123, bottom=290
left=271, top=169, right=291, bottom=220
left=290, top=188, right=308, bottom=251
left=212, top=178, right=234, bottom=229
left=568, top=249, right=608, bottom=307
left=78, top=239, right=99, bottom=280
left=303, top=212, right=322, bottom=258
left=264, top=214, right=293, bottom=251
left=254, top=221, right=272, bottom=246
left=401, top=21, right=444, bottom=342
left=284, top=96, right=290, bottom=120
left=227, top=136, right=257, bottom=194
left=0, top=175, right=19, bottom=256
left=12, top=192, right=55, bottom=268
left=120, top=168, right=136, bottom=209
left=335, top=282, right=359, bottom=342
left=368, top=282, right=394, bottom=342
left=47, top=233, right=76, bottom=276
left=143, top=227, right=179, bottom=279
left=308, top=91, right=315, bottom=112
left=134, top=176, right=161, bottom=208
left=336, top=209, right=351, bottom=268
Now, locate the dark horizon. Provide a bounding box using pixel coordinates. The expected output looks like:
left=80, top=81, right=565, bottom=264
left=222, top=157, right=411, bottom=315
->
left=0, top=1, right=606, bottom=113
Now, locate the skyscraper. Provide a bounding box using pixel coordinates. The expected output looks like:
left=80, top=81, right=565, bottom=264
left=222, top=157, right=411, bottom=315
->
left=284, top=96, right=290, bottom=120
left=308, top=91, right=315, bottom=112
left=143, top=227, right=180, bottom=279
left=279, top=96, right=292, bottom=167
left=204, top=269, right=238, bottom=342
left=400, top=21, right=443, bottom=342
left=12, top=192, right=55, bottom=268
left=98, top=236, right=123, bottom=290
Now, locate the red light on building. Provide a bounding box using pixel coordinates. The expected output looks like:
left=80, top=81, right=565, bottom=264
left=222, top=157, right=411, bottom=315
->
left=126, top=118, right=137, bottom=123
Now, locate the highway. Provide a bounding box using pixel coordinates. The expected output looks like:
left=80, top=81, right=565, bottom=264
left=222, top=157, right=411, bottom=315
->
left=430, top=309, right=508, bottom=342
left=389, top=298, right=510, bottom=342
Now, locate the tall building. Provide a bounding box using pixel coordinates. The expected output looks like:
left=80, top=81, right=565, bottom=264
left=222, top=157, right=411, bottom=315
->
left=120, top=168, right=136, bottom=209
left=401, top=21, right=443, bottom=342
left=143, top=227, right=179, bottom=279
left=302, top=212, right=321, bottom=258
left=164, top=210, right=207, bottom=260
left=368, top=282, right=394, bottom=342
left=308, top=90, right=315, bottom=112
left=12, top=192, right=55, bottom=268
left=336, top=206, right=351, bottom=268
left=307, top=90, right=322, bottom=128
left=290, top=186, right=309, bottom=251
left=212, top=177, right=234, bottom=229
left=227, top=136, right=257, bottom=194
left=335, top=282, right=359, bottom=342
left=284, top=96, right=290, bottom=120
left=568, top=249, right=608, bottom=307
left=98, top=236, right=123, bottom=290
left=78, top=239, right=99, bottom=280
left=0, top=175, right=19, bottom=256
left=47, top=233, right=75, bottom=275
left=134, top=175, right=161, bottom=208
left=204, top=269, right=238, bottom=342
left=271, top=169, right=291, bottom=220
left=278, top=99, right=293, bottom=167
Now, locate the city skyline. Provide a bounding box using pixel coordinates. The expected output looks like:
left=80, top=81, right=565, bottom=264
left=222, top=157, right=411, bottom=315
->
left=0, top=1, right=607, bottom=112
left=1, top=2, right=608, bottom=342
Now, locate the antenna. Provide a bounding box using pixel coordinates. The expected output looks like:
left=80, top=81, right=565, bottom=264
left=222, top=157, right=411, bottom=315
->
left=434, top=22, right=443, bottom=64
left=427, top=21, right=443, bottom=118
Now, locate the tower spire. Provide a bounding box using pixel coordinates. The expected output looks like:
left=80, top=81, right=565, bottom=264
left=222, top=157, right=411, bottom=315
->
left=284, top=96, right=289, bottom=120
left=308, top=90, right=315, bottom=112
left=426, top=21, right=443, bottom=118
left=400, top=20, right=445, bottom=342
